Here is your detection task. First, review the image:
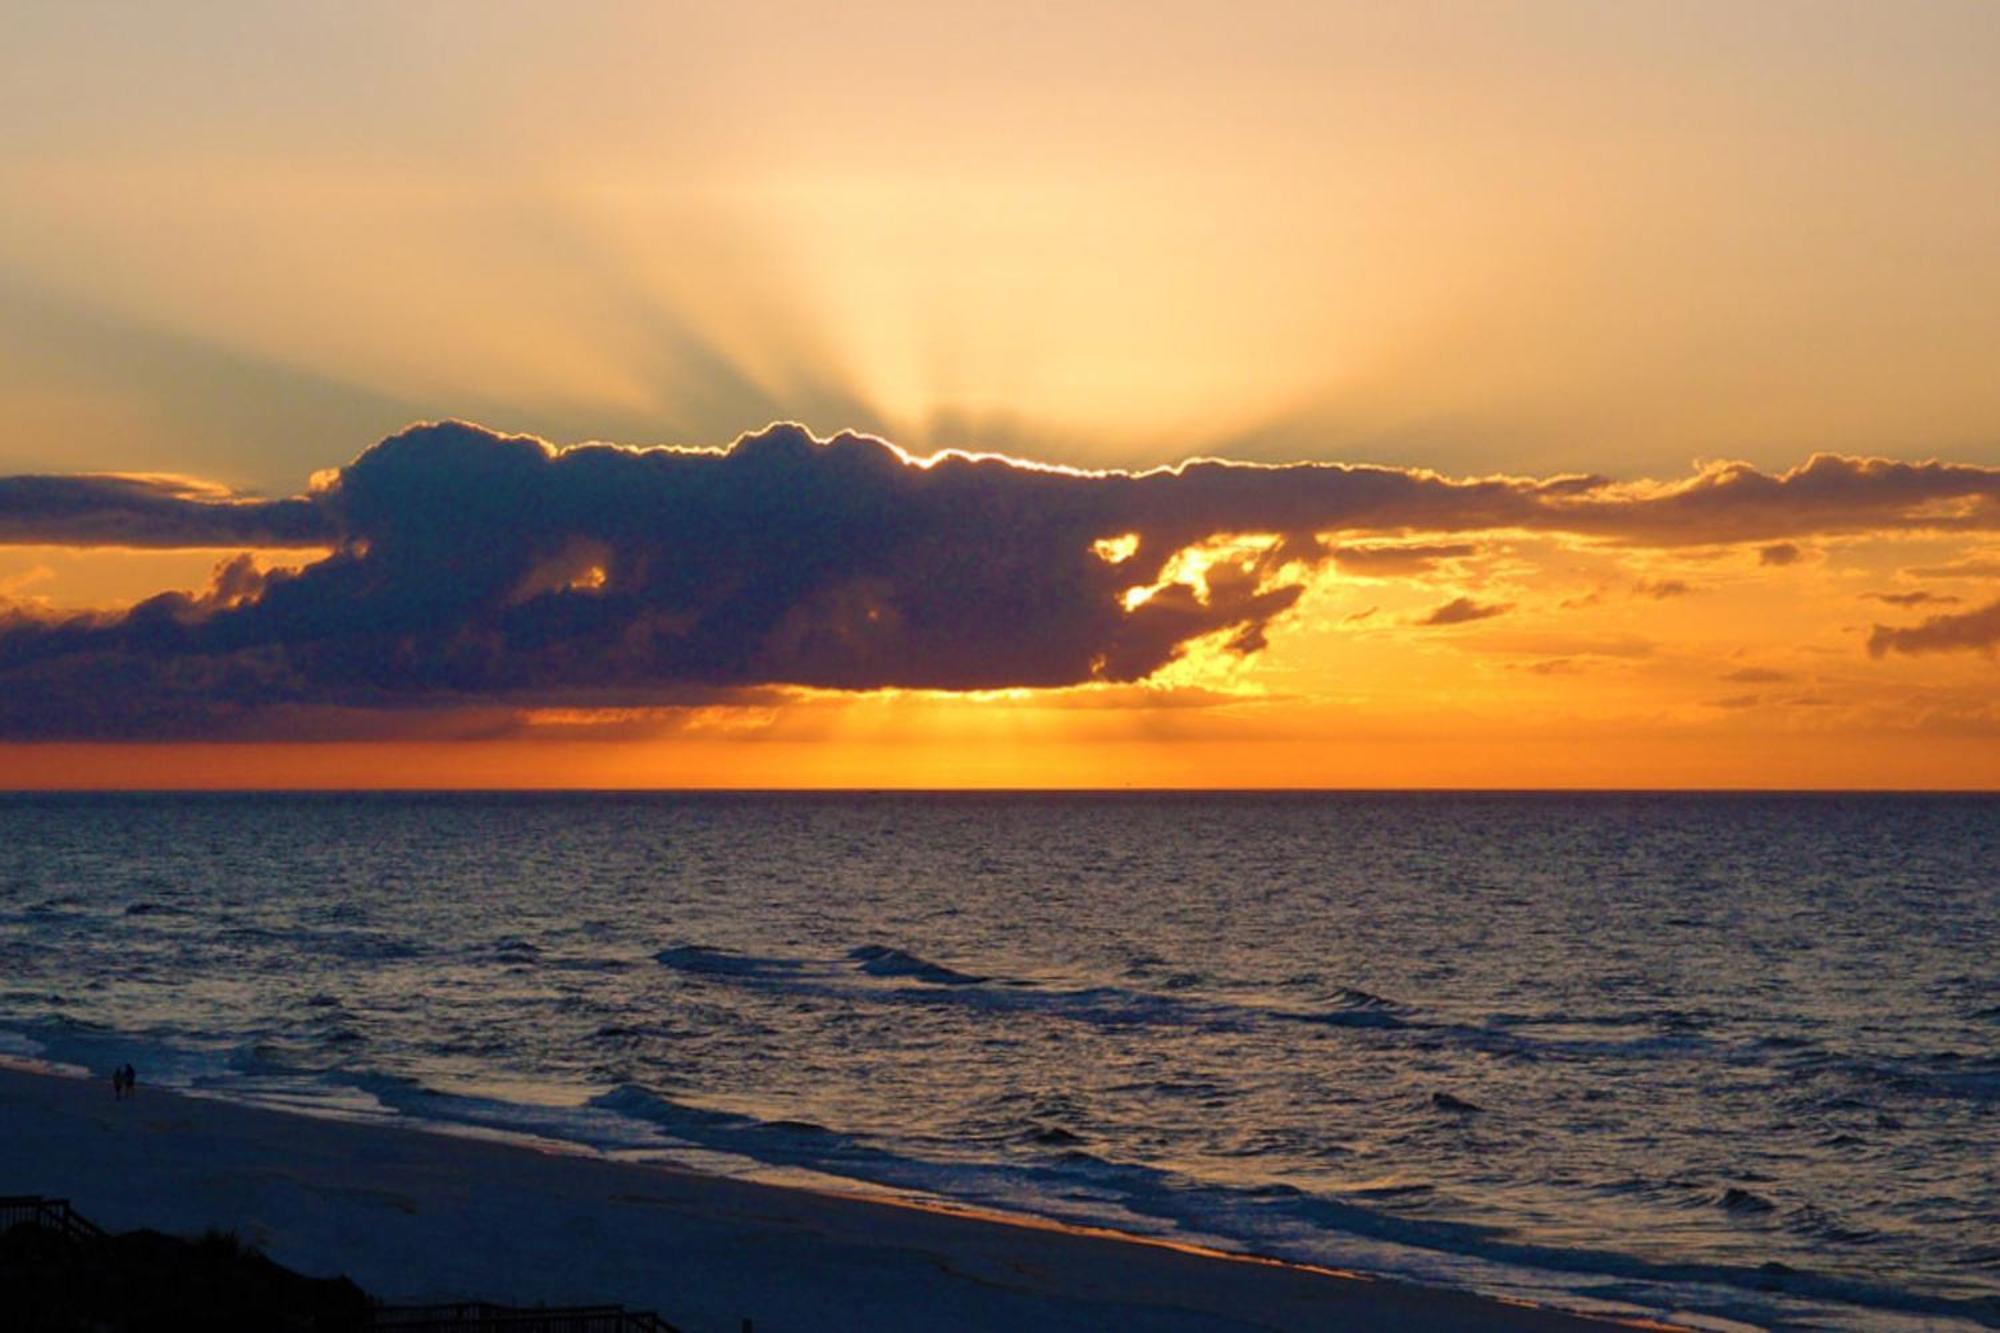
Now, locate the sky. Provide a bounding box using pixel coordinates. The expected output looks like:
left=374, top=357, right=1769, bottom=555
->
left=1, top=1, right=1996, bottom=788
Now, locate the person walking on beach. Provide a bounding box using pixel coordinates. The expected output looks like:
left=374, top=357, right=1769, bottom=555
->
left=111, top=1065, right=124, bottom=1100
left=122, top=1063, right=136, bottom=1099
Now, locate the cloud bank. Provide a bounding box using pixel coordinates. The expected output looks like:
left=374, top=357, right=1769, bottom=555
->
left=1868, top=599, right=2000, bottom=659
left=1, top=421, right=1997, bottom=738
left=0, top=473, right=331, bottom=549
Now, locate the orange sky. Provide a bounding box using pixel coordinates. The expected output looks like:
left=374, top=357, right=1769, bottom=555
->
left=1, top=3, right=1995, bottom=788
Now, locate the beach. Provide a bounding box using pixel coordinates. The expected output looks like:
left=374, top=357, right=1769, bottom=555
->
left=0, top=1065, right=1652, bottom=1332
left=4, top=793, right=1993, bottom=1330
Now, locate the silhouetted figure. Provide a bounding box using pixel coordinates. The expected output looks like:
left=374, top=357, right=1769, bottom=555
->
left=111, top=1066, right=124, bottom=1100
left=121, top=1063, right=136, bottom=1099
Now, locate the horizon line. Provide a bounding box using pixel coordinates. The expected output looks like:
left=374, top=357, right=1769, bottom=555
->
left=0, top=786, right=1993, bottom=797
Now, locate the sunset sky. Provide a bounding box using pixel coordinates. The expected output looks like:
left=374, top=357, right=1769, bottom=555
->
left=2, top=1, right=1996, bottom=788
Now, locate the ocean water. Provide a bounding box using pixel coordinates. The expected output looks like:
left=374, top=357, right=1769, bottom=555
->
left=0, top=792, right=1994, bottom=1330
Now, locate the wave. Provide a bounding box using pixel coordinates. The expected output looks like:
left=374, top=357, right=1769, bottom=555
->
left=1861, top=1052, right=2000, bottom=1104
left=654, top=939, right=1419, bottom=1034
left=1269, top=1005, right=1408, bottom=1030
left=584, top=1081, right=2000, bottom=1329
left=1714, top=1186, right=1777, bottom=1214
left=7, top=1016, right=1995, bottom=1330
left=655, top=943, right=805, bottom=980
left=848, top=945, right=987, bottom=986
left=647, top=943, right=1817, bottom=1079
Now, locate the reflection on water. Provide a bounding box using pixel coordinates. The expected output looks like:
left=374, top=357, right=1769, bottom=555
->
left=0, top=792, right=1994, bottom=1330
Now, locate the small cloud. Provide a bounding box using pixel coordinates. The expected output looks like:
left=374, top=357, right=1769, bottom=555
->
left=1707, top=693, right=1763, bottom=709
left=1343, top=605, right=1379, bottom=623
left=1632, top=578, right=1693, bottom=599
left=1523, top=657, right=1580, bottom=675
left=1416, top=596, right=1512, bottom=627
left=1722, top=667, right=1791, bottom=683
left=1091, top=533, right=1140, bottom=564
left=1862, top=590, right=1961, bottom=607
left=1867, top=598, right=2000, bottom=659
left=1759, top=542, right=1803, bottom=566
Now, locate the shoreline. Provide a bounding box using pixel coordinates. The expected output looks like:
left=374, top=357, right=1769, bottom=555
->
left=0, top=1064, right=1668, bottom=1332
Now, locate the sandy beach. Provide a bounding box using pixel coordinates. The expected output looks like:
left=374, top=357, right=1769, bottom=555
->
left=0, top=1065, right=1664, bottom=1332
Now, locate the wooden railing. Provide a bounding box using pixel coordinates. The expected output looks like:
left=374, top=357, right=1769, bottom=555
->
left=372, top=1302, right=680, bottom=1333
left=0, top=1195, right=108, bottom=1244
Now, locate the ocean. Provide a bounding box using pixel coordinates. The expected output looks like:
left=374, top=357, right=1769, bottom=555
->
left=0, top=792, right=1993, bottom=1329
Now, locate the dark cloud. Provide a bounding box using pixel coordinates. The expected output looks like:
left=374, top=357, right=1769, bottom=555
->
left=1867, top=599, right=2000, bottom=659
left=2, top=422, right=1999, bottom=738
left=0, top=474, right=333, bottom=548
left=1862, top=590, right=1961, bottom=607
left=3, top=421, right=1365, bottom=735
left=1550, top=454, right=2000, bottom=545
left=13, top=435, right=1999, bottom=559
left=1416, top=596, right=1512, bottom=627
left=1722, top=667, right=1791, bottom=683
left=1759, top=542, right=1803, bottom=566
left=1632, top=578, right=1692, bottom=599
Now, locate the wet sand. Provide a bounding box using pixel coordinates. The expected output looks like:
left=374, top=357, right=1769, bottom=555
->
left=0, top=1065, right=1675, bottom=1332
